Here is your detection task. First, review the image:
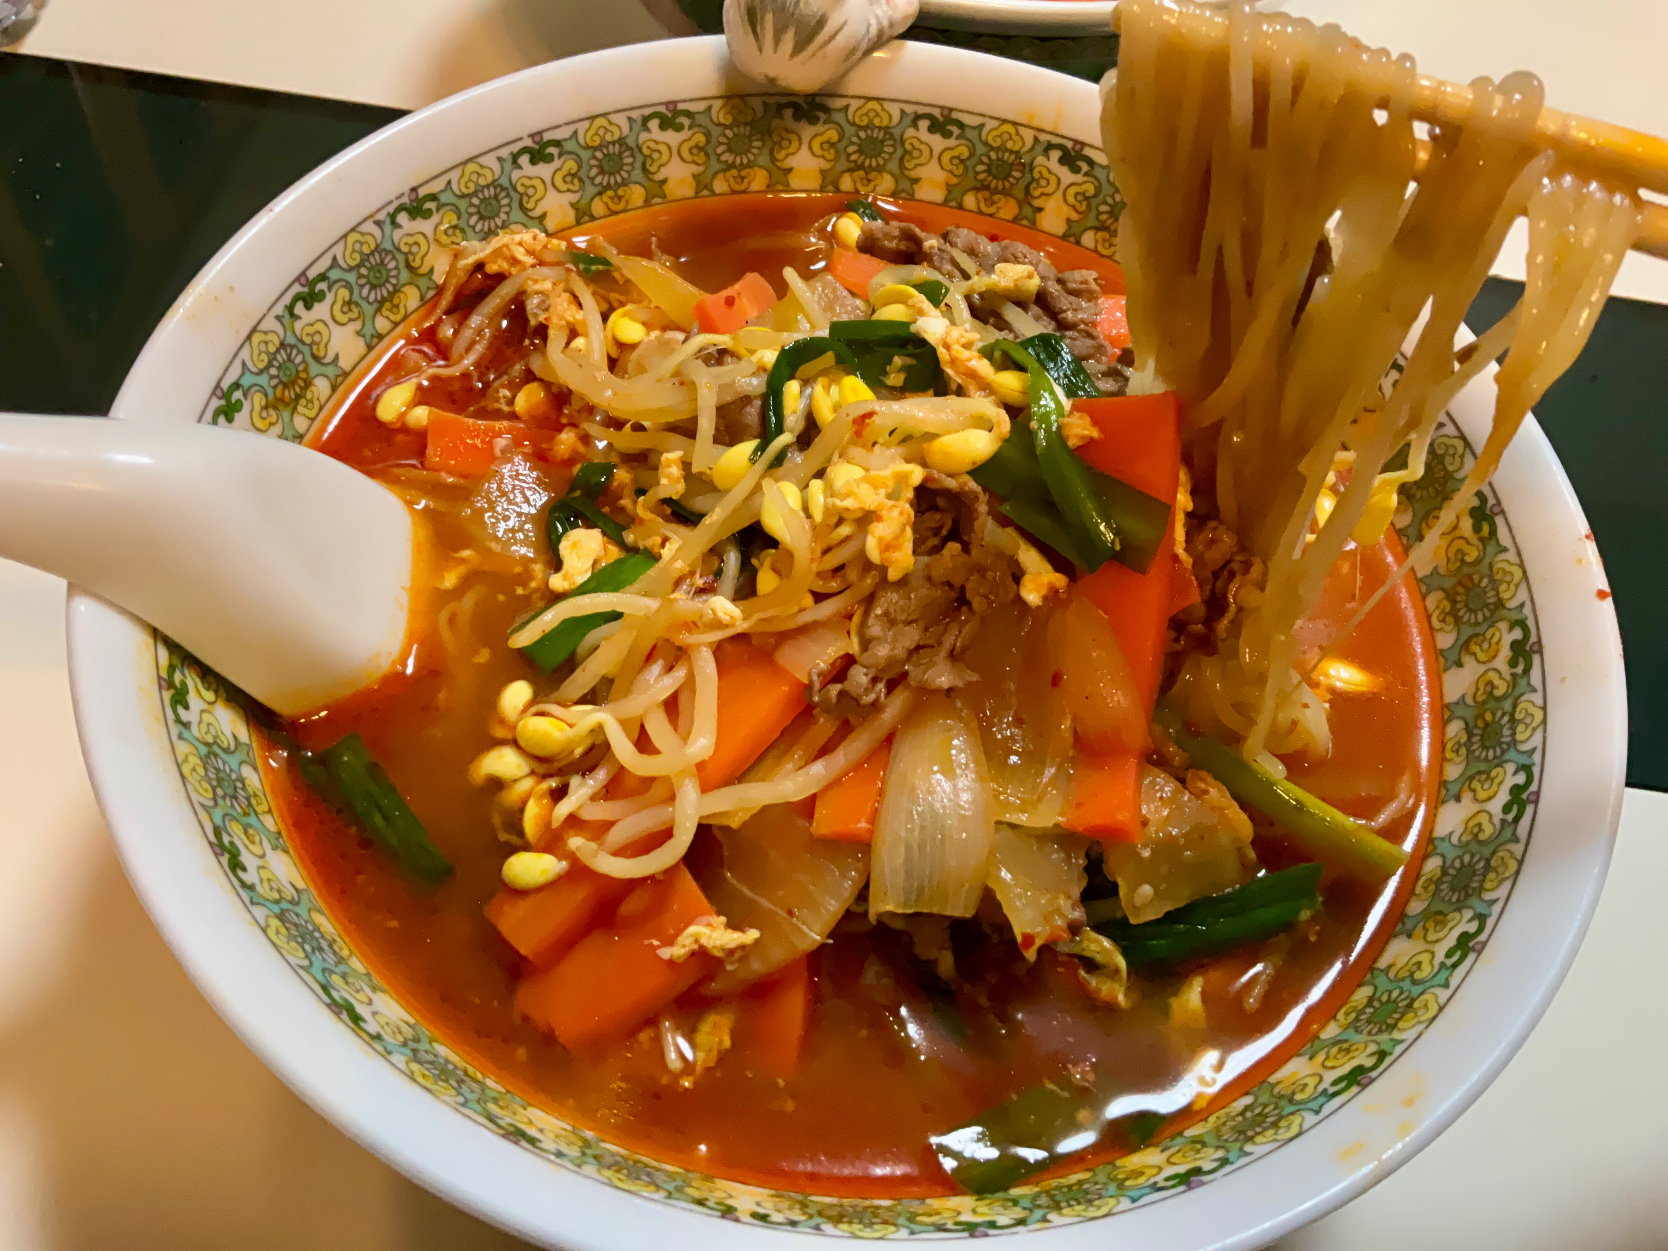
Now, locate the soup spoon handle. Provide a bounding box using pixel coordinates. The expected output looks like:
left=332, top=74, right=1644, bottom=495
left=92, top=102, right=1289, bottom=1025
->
left=0, top=414, right=414, bottom=716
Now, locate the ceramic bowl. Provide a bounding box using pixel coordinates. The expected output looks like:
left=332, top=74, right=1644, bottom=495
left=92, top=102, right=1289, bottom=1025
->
left=69, top=35, right=1626, bottom=1251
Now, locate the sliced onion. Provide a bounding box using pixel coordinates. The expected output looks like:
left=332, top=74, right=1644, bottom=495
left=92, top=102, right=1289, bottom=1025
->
left=594, top=242, right=705, bottom=329
left=870, top=692, right=995, bottom=918
left=772, top=619, right=851, bottom=682
left=1051, top=589, right=1149, bottom=755
left=957, top=598, right=1074, bottom=827
left=694, top=804, right=869, bottom=993
left=1101, top=766, right=1252, bottom=923
left=986, top=824, right=1088, bottom=958
left=996, top=299, right=1048, bottom=339
left=866, top=263, right=935, bottom=303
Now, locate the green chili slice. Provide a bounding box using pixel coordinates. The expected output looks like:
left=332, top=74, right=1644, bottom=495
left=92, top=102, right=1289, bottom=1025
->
left=844, top=199, right=884, bottom=222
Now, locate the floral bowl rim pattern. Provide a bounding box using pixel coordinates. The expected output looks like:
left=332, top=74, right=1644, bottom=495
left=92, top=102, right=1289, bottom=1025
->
left=65, top=36, right=1626, bottom=1251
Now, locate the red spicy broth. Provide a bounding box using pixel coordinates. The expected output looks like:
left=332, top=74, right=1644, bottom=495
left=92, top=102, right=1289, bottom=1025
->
left=266, top=193, right=1439, bottom=1196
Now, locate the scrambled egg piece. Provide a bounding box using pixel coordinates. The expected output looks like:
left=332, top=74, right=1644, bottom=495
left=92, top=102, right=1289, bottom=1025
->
left=961, top=262, right=1041, bottom=303
left=549, top=528, right=621, bottom=593
left=1173, top=462, right=1195, bottom=574
left=481, top=228, right=561, bottom=276
left=1186, top=768, right=1255, bottom=845
left=523, top=277, right=588, bottom=341
left=1056, top=930, right=1133, bottom=1009
left=1061, top=406, right=1103, bottom=449
left=694, top=595, right=743, bottom=629
left=1168, top=974, right=1208, bottom=1030
left=673, top=592, right=742, bottom=632
left=824, top=461, right=926, bottom=582
left=438, top=548, right=480, bottom=591
left=657, top=915, right=760, bottom=965
left=912, top=316, right=998, bottom=397
left=656, top=449, right=686, bottom=500
left=685, top=1007, right=735, bottom=1085
left=985, top=519, right=1068, bottom=606
left=1012, top=533, right=1068, bottom=607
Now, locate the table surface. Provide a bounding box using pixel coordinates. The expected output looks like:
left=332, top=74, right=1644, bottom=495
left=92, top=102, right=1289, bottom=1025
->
left=2, top=4, right=1666, bottom=1248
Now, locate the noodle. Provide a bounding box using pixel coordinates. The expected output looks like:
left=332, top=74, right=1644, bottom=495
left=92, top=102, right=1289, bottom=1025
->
left=1106, top=0, right=1640, bottom=757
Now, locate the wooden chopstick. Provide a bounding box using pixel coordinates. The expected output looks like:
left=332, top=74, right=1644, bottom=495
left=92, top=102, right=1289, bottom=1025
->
left=1112, top=2, right=1668, bottom=261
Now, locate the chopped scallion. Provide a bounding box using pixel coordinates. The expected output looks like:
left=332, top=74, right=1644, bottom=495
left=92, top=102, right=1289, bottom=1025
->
left=1153, top=704, right=1410, bottom=882
left=516, top=550, right=658, bottom=671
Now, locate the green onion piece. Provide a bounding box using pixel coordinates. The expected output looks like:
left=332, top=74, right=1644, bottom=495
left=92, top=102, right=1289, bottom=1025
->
left=1084, top=463, right=1171, bottom=573
left=1091, top=863, right=1324, bottom=968
left=1123, top=1112, right=1166, bottom=1148
left=665, top=496, right=705, bottom=524
left=636, top=487, right=705, bottom=526
left=844, top=198, right=883, bottom=222
left=980, top=340, right=1118, bottom=570
left=996, top=496, right=1088, bottom=569
left=969, top=414, right=1087, bottom=564
left=314, top=733, right=452, bottom=884
left=759, top=336, right=861, bottom=462
left=518, top=550, right=658, bottom=671
left=227, top=689, right=451, bottom=885
left=910, top=278, right=949, bottom=306
left=930, top=1078, right=1175, bottom=1194
left=1018, top=332, right=1102, bottom=399
left=568, top=251, right=613, bottom=274
left=828, top=319, right=922, bottom=343
left=828, top=321, right=943, bottom=393
left=968, top=348, right=1169, bottom=573
left=1154, top=704, right=1410, bottom=882
left=547, top=460, right=627, bottom=549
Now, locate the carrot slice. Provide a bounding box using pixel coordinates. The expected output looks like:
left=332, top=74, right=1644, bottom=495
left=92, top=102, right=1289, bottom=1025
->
left=826, top=248, right=889, bottom=297
left=1061, top=750, right=1141, bottom=842
left=1071, top=392, right=1183, bottom=712
left=1168, top=559, right=1203, bottom=616
left=515, top=863, right=718, bottom=1050
left=423, top=411, right=535, bottom=476
left=1071, top=392, right=1180, bottom=500
left=745, top=955, right=814, bottom=1080
left=1095, top=294, right=1131, bottom=350
left=696, top=638, right=809, bottom=790
left=811, top=739, right=892, bottom=843
left=692, top=272, right=778, bottom=335
left=485, top=855, right=633, bottom=969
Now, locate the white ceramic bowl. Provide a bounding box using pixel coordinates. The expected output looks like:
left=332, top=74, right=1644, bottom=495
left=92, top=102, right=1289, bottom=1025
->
left=68, top=35, right=1626, bottom=1251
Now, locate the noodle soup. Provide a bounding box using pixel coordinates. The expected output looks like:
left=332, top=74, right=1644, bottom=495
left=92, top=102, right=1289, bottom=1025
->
left=265, top=192, right=1438, bottom=1196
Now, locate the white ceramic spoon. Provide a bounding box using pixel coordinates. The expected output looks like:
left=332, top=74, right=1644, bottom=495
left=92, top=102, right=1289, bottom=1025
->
left=0, top=414, right=413, bottom=716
